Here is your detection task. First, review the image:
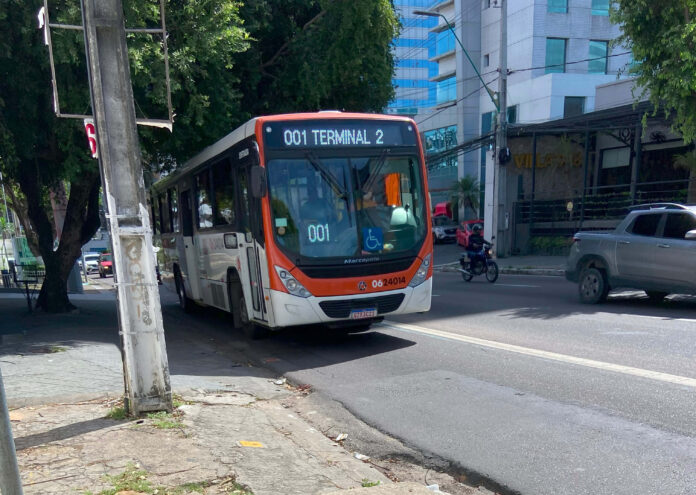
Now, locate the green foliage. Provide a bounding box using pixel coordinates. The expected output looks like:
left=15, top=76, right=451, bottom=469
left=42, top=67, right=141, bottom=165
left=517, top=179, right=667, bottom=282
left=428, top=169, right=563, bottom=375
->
left=105, top=406, right=128, bottom=421
left=0, top=0, right=398, bottom=309
left=172, top=393, right=193, bottom=409
left=98, top=463, right=154, bottom=495
left=361, top=479, right=381, bottom=487
left=612, top=1, right=696, bottom=143
left=529, top=236, right=572, bottom=255
left=147, top=410, right=184, bottom=429
left=673, top=149, right=696, bottom=172
left=233, top=0, right=399, bottom=117
left=130, top=0, right=250, bottom=168
left=451, top=175, right=480, bottom=217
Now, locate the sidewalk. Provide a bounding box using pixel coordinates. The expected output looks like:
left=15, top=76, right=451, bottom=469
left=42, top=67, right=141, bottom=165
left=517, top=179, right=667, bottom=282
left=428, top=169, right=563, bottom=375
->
left=435, top=255, right=566, bottom=277
left=0, top=292, right=489, bottom=495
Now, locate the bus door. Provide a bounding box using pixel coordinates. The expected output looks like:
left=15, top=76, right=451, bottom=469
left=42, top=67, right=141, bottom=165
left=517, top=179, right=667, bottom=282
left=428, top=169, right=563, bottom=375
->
left=179, top=189, right=202, bottom=301
left=238, top=154, right=267, bottom=323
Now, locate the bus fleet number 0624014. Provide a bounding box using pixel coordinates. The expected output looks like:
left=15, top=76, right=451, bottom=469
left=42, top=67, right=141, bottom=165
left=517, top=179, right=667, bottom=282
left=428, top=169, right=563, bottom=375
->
left=371, top=276, right=406, bottom=288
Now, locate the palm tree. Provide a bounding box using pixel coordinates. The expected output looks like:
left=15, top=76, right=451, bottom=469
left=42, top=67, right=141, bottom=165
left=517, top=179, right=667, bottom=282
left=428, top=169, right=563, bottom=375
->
left=673, top=150, right=696, bottom=203
left=451, top=175, right=480, bottom=219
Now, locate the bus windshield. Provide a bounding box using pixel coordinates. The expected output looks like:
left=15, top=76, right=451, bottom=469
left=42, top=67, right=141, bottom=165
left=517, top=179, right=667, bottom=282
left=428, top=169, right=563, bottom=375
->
left=267, top=154, right=427, bottom=261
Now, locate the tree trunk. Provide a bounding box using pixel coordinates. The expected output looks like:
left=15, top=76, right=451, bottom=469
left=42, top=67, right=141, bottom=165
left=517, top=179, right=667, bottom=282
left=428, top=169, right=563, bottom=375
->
left=36, top=255, right=75, bottom=312
left=18, top=160, right=102, bottom=313
left=50, top=182, right=69, bottom=241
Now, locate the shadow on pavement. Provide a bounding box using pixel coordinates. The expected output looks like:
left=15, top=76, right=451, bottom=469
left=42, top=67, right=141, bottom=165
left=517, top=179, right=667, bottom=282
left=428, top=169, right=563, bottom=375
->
left=159, top=290, right=417, bottom=379
left=14, top=416, right=117, bottom=451
left=390, top=270, right=696, bottom=325
left=502, top=292, right=696, bottom=321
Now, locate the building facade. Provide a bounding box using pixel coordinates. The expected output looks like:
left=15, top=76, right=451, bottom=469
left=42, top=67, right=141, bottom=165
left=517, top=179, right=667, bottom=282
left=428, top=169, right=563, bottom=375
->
left=398, top=0, right=634, bottom=221
left=388, top=0, right=440, bottom=117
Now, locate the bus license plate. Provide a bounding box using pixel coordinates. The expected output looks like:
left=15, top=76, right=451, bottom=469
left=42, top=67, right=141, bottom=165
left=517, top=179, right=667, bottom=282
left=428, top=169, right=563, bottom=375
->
left=350, top=308, right=377, bottom=320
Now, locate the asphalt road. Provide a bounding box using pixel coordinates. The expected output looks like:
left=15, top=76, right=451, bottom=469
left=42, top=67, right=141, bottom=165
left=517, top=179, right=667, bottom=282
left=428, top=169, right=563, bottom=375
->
left=87, top=253, right=696, bottom=494
left=225, top=271, right=696, bottom=495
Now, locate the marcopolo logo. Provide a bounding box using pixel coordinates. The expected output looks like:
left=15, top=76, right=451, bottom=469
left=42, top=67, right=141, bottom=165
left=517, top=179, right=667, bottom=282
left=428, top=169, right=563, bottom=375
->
left=358, top=281, right=367, bottom=291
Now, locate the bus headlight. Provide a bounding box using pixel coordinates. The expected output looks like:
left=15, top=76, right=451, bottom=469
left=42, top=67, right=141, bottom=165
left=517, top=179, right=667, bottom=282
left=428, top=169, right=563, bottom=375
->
left=275, top=266, right=312, bottom=298
left=408, top=254, right=431, bottom=288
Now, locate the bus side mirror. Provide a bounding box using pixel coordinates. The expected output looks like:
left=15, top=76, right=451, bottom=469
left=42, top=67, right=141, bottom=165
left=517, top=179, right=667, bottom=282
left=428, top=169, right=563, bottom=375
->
left=250, top=166, right=267, bottom=198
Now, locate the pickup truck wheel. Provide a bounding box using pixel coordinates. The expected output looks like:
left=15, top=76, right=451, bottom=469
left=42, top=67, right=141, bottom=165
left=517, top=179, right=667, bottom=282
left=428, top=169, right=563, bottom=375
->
left=578, top=267, right=608, bottom=304
left=645, top=291, right=668, bottom=303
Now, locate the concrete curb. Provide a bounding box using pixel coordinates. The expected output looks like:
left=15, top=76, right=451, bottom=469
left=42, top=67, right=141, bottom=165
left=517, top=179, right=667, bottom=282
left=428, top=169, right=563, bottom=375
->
left=434, top=262, right=564, bottom=277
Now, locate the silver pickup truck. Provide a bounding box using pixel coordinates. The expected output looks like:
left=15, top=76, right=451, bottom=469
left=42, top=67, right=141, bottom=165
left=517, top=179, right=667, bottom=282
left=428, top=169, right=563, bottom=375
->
left=565, top=203, right=696, bottom=304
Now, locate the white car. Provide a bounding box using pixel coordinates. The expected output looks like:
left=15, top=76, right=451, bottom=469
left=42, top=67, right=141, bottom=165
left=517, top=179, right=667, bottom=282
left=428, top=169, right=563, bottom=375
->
left=431, top=215, right=457, bottom=243
left=83, top=253, right=100, bottom=274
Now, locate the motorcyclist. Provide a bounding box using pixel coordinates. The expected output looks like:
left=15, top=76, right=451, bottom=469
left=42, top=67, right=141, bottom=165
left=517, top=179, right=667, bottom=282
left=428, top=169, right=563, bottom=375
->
left=467, top=224, right=490, bottom=255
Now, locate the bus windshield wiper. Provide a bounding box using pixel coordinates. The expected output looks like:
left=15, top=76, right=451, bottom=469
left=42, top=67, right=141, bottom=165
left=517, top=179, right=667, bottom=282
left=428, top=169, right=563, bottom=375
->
left=305, top=152, right=348, bottom=200
left=361, top=151, right=388, bottom=194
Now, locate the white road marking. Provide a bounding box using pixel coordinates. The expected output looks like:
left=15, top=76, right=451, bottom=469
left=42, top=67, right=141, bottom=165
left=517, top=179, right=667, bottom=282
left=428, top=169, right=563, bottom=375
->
left=494, top=284, right=540, bottom=288
left=380, top=320, right=696, bottom=388
left=627, top=313, right=696, bottom=324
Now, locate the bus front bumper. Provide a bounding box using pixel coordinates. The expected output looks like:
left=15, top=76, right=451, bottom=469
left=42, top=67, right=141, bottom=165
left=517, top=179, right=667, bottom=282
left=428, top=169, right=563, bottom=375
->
left=268, top=278, right=432, bottom=328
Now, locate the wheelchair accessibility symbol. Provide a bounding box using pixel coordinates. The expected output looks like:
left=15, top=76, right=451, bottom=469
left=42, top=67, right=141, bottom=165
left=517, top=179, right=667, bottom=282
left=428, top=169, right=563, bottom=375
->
left=362, top=228, right=383, bottom=252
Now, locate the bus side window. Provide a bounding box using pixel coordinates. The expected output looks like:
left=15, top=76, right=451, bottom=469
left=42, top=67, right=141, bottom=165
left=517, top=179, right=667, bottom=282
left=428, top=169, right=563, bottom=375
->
left=151, top=202, right=160, bottom=234
left=238, top=168, right=251, bottom=233
left=213, top=159, right=236, bottom=227
left=196, top=169, right=213, bottom=229
left=180, top=190, right=194, bottom=237
left=169, top=188, right=179, bottom=232
left=159, top=195, right=171, bottom=233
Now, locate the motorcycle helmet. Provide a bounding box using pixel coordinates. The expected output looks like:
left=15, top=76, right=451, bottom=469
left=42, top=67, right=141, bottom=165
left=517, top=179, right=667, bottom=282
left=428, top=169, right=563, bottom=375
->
left=472, top=224, right=482, bottom=233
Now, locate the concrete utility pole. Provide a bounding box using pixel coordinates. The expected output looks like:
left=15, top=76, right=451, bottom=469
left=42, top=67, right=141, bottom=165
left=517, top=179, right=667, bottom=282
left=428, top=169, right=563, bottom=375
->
left=491, top=0, right=509, bottom=257
left=0, top=369, right=23, bottom=495
left=81, top=0, right=171, bottom=415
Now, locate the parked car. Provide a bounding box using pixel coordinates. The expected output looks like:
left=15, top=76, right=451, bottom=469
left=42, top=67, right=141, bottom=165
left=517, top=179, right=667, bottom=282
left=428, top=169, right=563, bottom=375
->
left=566, top=203, right=696, bottom=304
left=432, top=215, right=457, bottom=243
left=83, top=253, right=100, bottom=274
left=98, top=252, right=114, bottom=278
left=456, top=219, right=484, bottom=247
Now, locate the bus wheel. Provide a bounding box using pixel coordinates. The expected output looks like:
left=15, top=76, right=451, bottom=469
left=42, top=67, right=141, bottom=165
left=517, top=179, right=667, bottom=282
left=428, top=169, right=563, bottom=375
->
left=228, top=280, right=243, bottom=329
left=175, top=270, right=192, bottom=313
left=239, top=294, right=268, bottom=340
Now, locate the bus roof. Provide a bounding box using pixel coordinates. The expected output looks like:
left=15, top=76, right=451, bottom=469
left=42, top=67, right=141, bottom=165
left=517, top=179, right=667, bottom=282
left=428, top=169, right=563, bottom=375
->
left=151, top=112, right=417, bottom=192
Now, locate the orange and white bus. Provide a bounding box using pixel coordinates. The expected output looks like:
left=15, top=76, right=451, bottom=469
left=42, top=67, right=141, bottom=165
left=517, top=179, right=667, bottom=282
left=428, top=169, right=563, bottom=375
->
left=150, top=112, right=433, bottom=337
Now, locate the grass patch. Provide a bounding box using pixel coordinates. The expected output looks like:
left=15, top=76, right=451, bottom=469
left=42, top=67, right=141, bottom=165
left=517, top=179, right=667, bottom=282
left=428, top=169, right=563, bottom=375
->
left=168, top=481, right=211, bottom=494
left=147, top=410, right=184, bottom=429
left=83, top=463, right=153, bottom=494
left=84, top=464, right=241, bottom=494
left=361, top=479, right=381, bottom=487
left=48, top=345, right=68, bottom=353
left=105, top=406, right=127, bottom=421
left=172, top=393, right=193, bottom=409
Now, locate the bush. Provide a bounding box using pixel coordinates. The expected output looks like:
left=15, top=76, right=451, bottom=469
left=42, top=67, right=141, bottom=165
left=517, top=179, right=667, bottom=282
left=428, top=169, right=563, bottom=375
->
left=529, top=236, right=572, bottom=256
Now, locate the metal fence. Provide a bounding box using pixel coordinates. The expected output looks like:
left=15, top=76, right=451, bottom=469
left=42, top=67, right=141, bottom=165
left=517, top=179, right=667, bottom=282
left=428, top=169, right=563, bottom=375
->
left=515, top=178, right=691, bottom=226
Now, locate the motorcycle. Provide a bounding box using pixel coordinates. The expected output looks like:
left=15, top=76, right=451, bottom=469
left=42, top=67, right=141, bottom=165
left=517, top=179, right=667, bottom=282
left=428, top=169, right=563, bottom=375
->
left=459, top=243, right=499, bottom=283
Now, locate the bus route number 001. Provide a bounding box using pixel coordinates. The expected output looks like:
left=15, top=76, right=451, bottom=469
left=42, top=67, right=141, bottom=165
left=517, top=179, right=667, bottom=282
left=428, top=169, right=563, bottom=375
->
left=307, top=223, right=330, bottom=243
left=283, top=128, right=385, bottom=146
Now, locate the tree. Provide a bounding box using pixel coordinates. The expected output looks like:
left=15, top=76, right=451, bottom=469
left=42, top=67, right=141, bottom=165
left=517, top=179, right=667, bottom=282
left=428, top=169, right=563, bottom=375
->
left=0, top=0, right=249, bottom=311
left=673, top=149, right=696, bottom=203
left=0, top=0, right=398, bottom=312
left=612, top=2, right=696, bottom=143
left=233, top=0, right=399, bottom=116
left=451, top=175, right=480, bottom=219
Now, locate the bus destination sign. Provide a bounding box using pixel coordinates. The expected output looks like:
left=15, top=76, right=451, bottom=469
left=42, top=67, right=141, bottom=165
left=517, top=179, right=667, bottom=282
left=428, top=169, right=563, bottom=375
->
left=263, top=120, right=417, bottom=149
